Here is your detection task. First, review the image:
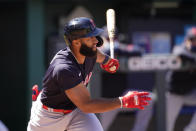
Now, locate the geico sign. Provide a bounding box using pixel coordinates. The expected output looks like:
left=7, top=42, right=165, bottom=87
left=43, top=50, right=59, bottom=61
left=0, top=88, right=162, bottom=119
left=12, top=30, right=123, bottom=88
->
left=128, top=55, right=181, bottom=71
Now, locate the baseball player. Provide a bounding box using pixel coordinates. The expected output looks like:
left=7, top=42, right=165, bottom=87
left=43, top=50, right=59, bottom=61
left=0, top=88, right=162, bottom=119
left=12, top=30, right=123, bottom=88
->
left=131, top=27, right=196, bottom=131
left=166, top=27, right=196, bottom=131
left=27, top=17, right=151, bottom=131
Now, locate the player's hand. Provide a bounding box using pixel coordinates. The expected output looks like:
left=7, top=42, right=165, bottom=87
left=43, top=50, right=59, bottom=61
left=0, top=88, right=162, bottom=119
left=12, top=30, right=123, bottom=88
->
left=119, top=91, right=151, bottom=110
left=32, top=84, right=40, bottom=101
left=100, top=58, right=119, bottom=73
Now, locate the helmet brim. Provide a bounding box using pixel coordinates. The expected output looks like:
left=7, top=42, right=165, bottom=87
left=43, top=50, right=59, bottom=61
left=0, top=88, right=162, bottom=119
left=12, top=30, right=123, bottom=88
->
left=85, top=27, right=104, bottom=37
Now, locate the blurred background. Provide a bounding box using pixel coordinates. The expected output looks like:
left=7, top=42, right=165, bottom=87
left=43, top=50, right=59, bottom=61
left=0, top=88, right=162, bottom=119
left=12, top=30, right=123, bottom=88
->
left=1, top=0, right=196, bottom=131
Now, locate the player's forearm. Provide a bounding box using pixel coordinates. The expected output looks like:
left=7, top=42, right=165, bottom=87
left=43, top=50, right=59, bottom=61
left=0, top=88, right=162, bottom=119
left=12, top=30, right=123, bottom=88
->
left=96, top=49, right=108, bottom=64
left=80, top=97, right=121, bottom=113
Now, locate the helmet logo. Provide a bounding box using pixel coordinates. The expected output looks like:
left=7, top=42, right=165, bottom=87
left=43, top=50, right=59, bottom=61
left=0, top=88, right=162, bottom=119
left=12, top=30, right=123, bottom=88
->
left=192, top=28, right=196, bottom=35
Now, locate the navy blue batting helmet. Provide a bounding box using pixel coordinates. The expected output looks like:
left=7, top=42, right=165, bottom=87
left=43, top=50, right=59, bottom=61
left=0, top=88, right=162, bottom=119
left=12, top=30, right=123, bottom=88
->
left=64, top=17, right=104, bottom=46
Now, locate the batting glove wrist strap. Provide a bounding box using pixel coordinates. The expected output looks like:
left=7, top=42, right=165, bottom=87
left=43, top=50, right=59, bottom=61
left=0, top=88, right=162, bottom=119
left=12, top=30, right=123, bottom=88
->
left=100, top=58, right=119, bottom=73
left=102, top=55, right=110, bottom=65
left=119, top=97, right=123, bottom=108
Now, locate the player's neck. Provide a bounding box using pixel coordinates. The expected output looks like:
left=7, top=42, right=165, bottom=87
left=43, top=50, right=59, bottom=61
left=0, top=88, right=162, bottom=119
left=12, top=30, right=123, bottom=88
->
left=70, top=46, right=85, bottom=64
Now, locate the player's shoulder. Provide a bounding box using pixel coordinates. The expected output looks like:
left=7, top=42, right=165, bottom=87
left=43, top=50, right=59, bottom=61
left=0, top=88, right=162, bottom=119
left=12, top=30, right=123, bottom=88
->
left=54, top=63, right=79, bottom=73
left=51, top=47, right=80, bottom=74
left=53, top=61, right=80, bottom=77
left=50, top=47, right=74, bottom=63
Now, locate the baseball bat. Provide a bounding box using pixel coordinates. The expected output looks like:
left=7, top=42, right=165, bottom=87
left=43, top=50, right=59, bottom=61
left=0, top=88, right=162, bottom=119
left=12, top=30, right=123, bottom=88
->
left=106, top=9, right=116, bottom=58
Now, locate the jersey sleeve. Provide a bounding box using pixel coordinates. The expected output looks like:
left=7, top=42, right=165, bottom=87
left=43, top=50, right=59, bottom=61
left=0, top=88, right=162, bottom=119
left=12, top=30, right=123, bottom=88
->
left=54, top=65, right=83, bottom=90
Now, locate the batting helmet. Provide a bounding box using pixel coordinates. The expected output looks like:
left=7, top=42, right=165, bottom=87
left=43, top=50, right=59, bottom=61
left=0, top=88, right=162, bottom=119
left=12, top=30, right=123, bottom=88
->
left=64, top=17, right=104, bottom=47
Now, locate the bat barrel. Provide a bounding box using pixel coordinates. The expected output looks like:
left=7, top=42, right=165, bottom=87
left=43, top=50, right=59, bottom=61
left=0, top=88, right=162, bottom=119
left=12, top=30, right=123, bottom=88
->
left=106, top=8, right=116, bottom=58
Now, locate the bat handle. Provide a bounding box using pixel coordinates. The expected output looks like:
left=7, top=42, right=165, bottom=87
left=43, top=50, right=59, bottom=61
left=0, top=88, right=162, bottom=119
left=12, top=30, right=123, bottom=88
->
left=110, top=38, right=114, bottom=58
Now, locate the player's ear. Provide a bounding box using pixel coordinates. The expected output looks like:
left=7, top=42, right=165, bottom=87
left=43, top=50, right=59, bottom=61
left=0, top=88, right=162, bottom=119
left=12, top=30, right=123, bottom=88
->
left=72, top=39, right=80, bottom=46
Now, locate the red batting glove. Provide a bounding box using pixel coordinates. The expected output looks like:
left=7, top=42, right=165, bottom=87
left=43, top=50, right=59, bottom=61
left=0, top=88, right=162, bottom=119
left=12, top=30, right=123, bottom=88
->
left=100, top=58, right=119, bottom=73
left=32, top=85, right=40, bottom=101
left=119, top=91, right=152, bottom=110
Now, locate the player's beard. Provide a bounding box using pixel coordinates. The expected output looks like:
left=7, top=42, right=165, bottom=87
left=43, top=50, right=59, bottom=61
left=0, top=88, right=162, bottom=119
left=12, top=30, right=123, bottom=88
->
left=80, top=43, right=97, bottom=57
